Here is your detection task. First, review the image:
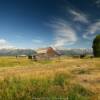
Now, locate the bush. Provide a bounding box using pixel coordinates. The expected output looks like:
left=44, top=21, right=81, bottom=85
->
left=92, top=34, right=100, bottom=57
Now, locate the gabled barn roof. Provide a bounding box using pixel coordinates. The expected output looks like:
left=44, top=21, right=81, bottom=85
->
left=36, top=47, right=61, bottom=56
left=36, top=47, right=56, bottom=53
left=36, top=47, right=49, bottom=54
left=36, top=47, right=54, bottom=53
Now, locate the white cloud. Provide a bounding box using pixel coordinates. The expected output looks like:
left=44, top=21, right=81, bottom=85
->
left=0, top=39, right=14, bottom=49
left=95, top=0, right=100, bottom=7
left=96, top=0, right=100, bottom=4
left=69, top=9, right=89, bottom=24
left=83, top=21, right=100, bottom=39
left=50, top=18, right=78, bottom=48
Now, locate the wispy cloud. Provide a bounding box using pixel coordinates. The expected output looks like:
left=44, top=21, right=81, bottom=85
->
left=0, top=39, right=14, bottom=49
left=68, top=9, right=100, bottom=40
left=95, top=0, right=100, bottom=7
left=69, top=9, right=89, bottom=24
left=83, top=21, right=100, bottom=39
left=49, top=18, right=78, bottom=48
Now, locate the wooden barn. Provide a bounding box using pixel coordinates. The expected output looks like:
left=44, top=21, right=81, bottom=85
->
left=35, top=47, right=60, bottom=60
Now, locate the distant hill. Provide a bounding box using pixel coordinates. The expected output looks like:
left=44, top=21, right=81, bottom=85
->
left=0, top=49, right=36, bottom=56
left=0, top=48, right=93, bottom=56
left=56, top=48, right=93, bottom=56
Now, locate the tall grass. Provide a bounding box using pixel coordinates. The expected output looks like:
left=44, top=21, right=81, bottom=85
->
left=0, top=73, right=94, bottom=100
left=68, top=84, right=93, bottom=100
left=0, top=56, right=35, bottom=67
left=0, top=57, right=99, bottom=100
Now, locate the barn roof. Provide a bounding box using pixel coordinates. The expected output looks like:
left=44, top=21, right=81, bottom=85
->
left=36, top=47, right=54, bottom=54
left=36, top=48, right=47, bottom=54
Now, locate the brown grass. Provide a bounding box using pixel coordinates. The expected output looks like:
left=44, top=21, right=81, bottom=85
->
left=0, top=56, right=100, bottom=99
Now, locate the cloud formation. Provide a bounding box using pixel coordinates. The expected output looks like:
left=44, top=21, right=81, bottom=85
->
left=83, top=21, right=100, bottom=39
left=69, top=9, right=89, bottom=24
left=50, top=18, right=78, bottom=48
left=0, top=39, right=14, bottom=49
left=68, top=9, right=100, bottom=40
left=95, top=0, right=100, bottom=7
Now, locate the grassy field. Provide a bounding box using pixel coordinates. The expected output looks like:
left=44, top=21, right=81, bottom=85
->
left=0, top=56, right=100, bottom=100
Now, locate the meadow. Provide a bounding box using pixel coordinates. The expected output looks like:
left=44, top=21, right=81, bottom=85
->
left=0, top=56, right=100, bottom=100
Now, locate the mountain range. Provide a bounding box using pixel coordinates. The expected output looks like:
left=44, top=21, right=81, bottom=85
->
left=56, top=48, right=93, bottom=56
left=0, top=49, right=36, bottom=56
left=0, top=48, right=93, bottom=56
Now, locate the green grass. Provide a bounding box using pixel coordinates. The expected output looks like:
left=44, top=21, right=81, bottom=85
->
left=0, top=56, right=99, bottom=100
left=68, top=84, right=93, bottom=100
left=0, top=56, right=53, bottom=68
left=53, top=72, right=70, bottom=88
left=72, top=68, right=90, bottom=75
left=0, top=75, right=93, bottom=100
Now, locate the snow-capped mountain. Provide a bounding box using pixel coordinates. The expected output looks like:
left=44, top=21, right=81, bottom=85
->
left=56, top=48, right=93, bottom=56
left=0, top=48, right=93, bottom=56
left=0, top=48, right=36, bottom=56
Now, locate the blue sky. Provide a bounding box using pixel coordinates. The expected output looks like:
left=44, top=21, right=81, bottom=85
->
left=0, top=0, right=100, bottom=49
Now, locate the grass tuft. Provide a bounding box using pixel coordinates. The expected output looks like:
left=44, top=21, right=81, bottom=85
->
left=68, top=84, right=94, bottom=100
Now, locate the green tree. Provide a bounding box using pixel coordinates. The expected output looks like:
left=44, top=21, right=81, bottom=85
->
left=92, top=34, right=100, bottom=57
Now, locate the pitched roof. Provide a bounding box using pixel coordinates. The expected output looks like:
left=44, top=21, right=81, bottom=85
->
left=36, top=47, right=54, bottom=54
